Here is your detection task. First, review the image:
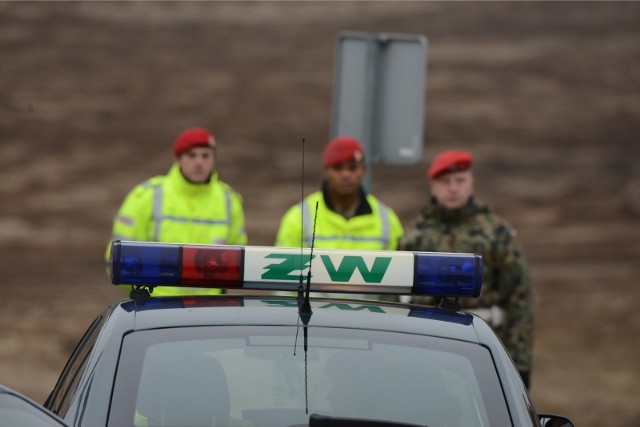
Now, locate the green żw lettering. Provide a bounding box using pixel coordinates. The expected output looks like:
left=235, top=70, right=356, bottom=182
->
left=262, top=254, right=315, bottom=280
left=261, top=300, right=298, bottom=307
left=319, top=303, right=386, bottom=313
left=321, top=255, right=391, bottom=283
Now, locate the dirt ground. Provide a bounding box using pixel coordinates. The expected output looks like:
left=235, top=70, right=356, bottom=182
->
left=1, top=2, right=639, bottom=426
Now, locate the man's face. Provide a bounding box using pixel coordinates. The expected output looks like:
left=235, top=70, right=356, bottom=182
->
left=323, top=160, right=366, bottom=197
left=429, top=170, right=474, bottom=210
left=177, top=146, right=216, bottom=183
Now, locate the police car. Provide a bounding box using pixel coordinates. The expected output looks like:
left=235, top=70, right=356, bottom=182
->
left=8, top=241, right=574, bottom=427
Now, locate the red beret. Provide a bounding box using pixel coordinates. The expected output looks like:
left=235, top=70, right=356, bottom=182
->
left=323, top=136, right=365, bottom=167
left=173, top=128, right=216, bottom=156
left=428, top=150, right=474, bottom=179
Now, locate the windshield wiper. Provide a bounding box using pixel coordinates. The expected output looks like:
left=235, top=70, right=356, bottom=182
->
left=309, top=413, right=426, bottom=427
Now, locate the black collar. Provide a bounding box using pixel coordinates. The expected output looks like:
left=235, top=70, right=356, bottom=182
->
left=321, top=181, right=373, bottom=217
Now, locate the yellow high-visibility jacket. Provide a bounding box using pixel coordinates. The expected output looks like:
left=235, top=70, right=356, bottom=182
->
left=275, top=189, right=403, bottom=251
left=107, top=163, right=247, bottom=296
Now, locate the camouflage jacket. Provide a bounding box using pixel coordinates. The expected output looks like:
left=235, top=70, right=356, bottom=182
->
left=399, top=198, right=534, bottom=373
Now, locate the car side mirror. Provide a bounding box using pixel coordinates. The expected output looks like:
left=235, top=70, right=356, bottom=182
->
left=0, top=385, right=70, bottom=426
left=538, top=414, right=575, bottom=427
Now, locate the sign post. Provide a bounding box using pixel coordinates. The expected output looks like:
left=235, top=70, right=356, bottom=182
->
left=330, top=32, right=428, bottom=190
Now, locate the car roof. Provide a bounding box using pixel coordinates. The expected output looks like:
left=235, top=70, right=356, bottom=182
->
left=117, top=295, right=483, bottom=344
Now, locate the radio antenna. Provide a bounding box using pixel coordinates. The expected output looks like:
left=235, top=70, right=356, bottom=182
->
left=299, top=201, right=318, bottom=322
left=296, top=136, right=314, bottom=322
left=297, top=138, right=306, bottom=302
left=292, top=137, right=316, bottom=415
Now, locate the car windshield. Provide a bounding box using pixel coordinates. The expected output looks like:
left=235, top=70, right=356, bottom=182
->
left=109, top=325, right=510, bottom=427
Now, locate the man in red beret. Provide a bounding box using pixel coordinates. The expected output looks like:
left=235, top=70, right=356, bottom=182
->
left=275, top=136, right=403, bottom=252
left=400, top=149, right=534, bottom=388
left=107, top=127, right=247, bottom=296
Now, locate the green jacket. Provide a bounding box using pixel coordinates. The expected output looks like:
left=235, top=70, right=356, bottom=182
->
left=275, top=186, right=403, bottom=251
left=399, top=198, right=533, bottom=374
left=107, top=163, right=247, bottom=296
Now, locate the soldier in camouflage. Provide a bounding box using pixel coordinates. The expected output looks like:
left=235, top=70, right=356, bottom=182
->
left=399, top=149, right=534, bottom=388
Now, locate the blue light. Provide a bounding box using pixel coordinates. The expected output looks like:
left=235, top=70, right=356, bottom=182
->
left=111, top=241, right=181, bottom=285
left=408, top=307, right=473, bottom=325
left=414, top=253, right=482, bottom=297
left=139, top=299, right=180, bottom=309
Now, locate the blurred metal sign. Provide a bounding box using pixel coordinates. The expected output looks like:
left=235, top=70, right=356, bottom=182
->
left=330, top=31, right=427, bottom=165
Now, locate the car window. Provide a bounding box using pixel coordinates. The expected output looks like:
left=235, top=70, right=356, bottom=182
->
left=109, top=325, right=510, bottom=427
left=46, top=310, right=107, bottom=417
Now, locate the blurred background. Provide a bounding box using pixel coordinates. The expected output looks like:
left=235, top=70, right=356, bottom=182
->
left=1, top=2, right=639, bottom=426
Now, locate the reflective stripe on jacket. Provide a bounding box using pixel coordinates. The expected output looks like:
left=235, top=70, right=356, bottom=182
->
left=275, top=190, right=403, bottom=251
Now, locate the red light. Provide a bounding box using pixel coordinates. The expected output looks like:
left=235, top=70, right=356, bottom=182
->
left=181, top=246, right=243, bottom=287
left=182, top=297, right=244, bottom=307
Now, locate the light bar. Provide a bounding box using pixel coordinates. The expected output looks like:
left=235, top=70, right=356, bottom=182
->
left=109, top=241, right=482, bottom=297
